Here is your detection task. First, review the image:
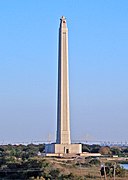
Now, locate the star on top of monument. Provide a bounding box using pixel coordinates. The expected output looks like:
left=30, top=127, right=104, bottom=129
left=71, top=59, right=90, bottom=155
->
left=60, top=16, right=67, bottom=27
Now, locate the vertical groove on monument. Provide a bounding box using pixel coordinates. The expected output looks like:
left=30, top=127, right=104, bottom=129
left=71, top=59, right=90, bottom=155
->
left=56, top=16, right=71, bottom=144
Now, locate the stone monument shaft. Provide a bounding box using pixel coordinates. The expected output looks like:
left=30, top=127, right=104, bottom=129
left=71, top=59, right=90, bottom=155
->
left=45, top=17, right=82, bottom=154
left=56, top=16, right=71, bottom=144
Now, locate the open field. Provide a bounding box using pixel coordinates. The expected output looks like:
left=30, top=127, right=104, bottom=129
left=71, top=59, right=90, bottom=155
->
left=1, top=144, right=128, bottom=179
left=43, top=156, right=128, bottom=180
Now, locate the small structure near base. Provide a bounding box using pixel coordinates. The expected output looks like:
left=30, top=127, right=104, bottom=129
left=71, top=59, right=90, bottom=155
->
left=45, top=143, right=82, bottom=154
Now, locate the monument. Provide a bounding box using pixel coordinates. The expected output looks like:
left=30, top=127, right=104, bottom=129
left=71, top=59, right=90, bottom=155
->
left=45, top=16, right=82, bottom=155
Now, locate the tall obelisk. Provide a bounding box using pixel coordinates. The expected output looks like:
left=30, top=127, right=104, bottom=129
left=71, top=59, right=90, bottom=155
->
left=56, top=16, right=71, bottom=144
left=45, top=17, right=82, bottom=155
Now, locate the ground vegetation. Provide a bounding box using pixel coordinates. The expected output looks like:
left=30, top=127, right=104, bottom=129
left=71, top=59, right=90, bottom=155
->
left=0, top=144, right=128, bottom=179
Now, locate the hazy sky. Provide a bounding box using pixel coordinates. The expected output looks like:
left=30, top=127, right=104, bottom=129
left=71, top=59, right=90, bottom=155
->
left=0, top=0, right=128, bottom=143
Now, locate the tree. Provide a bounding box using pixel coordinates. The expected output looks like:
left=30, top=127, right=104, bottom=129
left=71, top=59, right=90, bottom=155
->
left=110, top=147, right=122, bottom=155
left=99, top=146, right=111, bottom=155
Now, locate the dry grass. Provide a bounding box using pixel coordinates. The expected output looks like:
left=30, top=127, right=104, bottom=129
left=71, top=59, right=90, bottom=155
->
left=44, top=157, right=128, bottom=180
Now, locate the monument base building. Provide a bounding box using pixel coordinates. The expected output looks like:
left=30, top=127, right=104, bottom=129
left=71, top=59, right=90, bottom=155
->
left=45, top=17, right=82, bottom=156
left=45, top=143, right=82, bottom=154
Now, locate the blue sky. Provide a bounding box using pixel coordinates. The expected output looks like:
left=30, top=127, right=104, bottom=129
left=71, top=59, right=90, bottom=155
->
left=0, top=0, right=128, bottom=143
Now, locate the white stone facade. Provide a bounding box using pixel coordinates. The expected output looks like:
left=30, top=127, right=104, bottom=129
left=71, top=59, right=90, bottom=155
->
left=56, top=16, right=71, bottom=144
left=45, top=143, right=82, bottom=154
left=45, top=17, right=82, bottom=155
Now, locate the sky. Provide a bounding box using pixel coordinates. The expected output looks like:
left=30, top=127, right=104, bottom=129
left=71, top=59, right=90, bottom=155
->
left=0, top=0, right=128, bottom=144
